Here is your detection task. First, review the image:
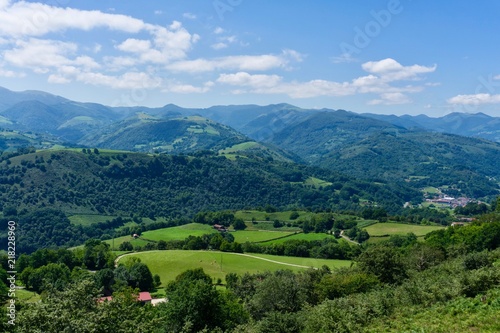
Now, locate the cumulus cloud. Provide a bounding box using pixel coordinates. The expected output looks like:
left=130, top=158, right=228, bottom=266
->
left=368, top=92, right=412, bottom=105
left=4, top=38, right=77, bottom=72
left=183, top=13, right=196, bottom=20
left=447, top=93, right=500, bottom=105
left=362, top=58, right=437, bottom=81
left=215, top=58, right=436, bottom=102
left=0, top=1, right=146, bottom=37
left=217, top=72, right=282, bottom=88
left=165, top=81, right=214, bottom=94
left=167, top=50, right=303, bottom=73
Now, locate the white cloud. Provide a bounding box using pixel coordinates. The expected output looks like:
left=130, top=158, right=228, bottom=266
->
left=211, top=42, right=228, bottom=50
left=0, top=1, right=146, bottom=37
left=368, top=92, right=412, bottom=105
left=4, top=38, right=77, bottom=71
left=167, top=50, right=302, bottom=73
left=362, top=58, right=437, bottom=81
left=214, top=27, right=225, bottom=34
left=116, top=38, right=152, bottom=53
left=447, top=93, right=500, bottom=105
left=494, top=74, right=500, bottom=80
left=331, top=52, right=358, bottom=64
left=183, top=13, right=196, bottom=20
left=0, top=67, right=25, bottom=78
left=155, top=10, right=163, bottom=15
left=165, top=81, right=214, bottom=94
left=216, top=58, right=436, bottom=102
left=217, top=72, right=282, bottom=88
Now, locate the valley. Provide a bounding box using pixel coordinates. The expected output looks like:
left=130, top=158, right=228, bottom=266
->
left=0, top=87, right=499, bottom=333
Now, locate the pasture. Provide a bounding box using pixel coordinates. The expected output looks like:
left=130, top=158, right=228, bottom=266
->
left=364, top=222, right=444, bottom=237
left=117, top=250, right=351, bottom=285
left=260, top=232, right=336, bottom=245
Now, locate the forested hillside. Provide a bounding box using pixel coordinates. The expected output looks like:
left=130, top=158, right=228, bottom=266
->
left=267, top=112, right=500, bottom=199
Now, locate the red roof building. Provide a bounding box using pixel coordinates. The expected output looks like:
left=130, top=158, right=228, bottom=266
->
left=97, top=292, right=152, bottom=304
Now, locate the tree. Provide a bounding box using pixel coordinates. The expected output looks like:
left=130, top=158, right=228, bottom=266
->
left=162, top=269, right=224, bottom=332
left=83, top=239, right=114, bottom=270
left=128, top=262, right=154, bottom=291
left=248, top=270, right=306, bottom=320
left=94, top=268, right=115, bottom=295
left=16, top=279, right=161, bottom=333
left=232, top=218, right=247, bottom=230
left=357, top=245, right=407, bottom=284
left=157, top=240, right=167, bottom=250
left=118, top=241, right=133, bottom=251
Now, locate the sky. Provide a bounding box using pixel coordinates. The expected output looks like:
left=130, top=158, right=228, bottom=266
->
left=0, top=0, right=500, bottom=117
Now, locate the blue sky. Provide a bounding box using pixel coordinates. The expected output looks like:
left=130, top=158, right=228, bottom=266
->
left=0, top=0, right=500, bottom=116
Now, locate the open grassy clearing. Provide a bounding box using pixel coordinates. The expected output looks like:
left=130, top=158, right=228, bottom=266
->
left=117, top=250, right=351, bottom=285
left=303, top=177, right=333, bottom=187
left=365, top=222, right=444, bottom=237
left=243, top=221, right=301, bottom=232
left=260, top=232, right=336, bottom=245
left=68, top=214, right=118, bottom=226
left=231, top=230, right=296, bottom=243
left=140, top=223, right=216, bottom=241
left=219, top=141, right=259, bottom=154
left=234, top=210, right=316, bottom=222
left=16, top=289, right=41, bottom=303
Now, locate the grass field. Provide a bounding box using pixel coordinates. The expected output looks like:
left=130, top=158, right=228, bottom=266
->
left=243, top=221, right=301, bottom=232
left=303, top=177, right=333, bottom=188
left=231, top=230, right=296, bottom=243
left=68, top=214, right=118, bottom=226
left=140, top=223, right=216, bottom=242
left=16, top=289, right=41, bottom=303
left=234, top=210, right=317, bottom=222
left=104, top=223, right=309, bottom=249
left=365, top=222, right=444, bottom=237
left=260, top=232, right=336, bottom=245
left=117, top=250, right=351, bottom=285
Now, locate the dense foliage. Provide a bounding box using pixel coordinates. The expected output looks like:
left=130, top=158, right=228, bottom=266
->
left=2, top=208, right=500, bottom=332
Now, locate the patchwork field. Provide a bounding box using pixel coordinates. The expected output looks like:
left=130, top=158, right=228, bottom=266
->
left=231, top=230, right=296, bottom=243
left=117, top=250, right=352, bottom=285
left=260, top=232, right=337, bottom=245
left=364, top=222, right=445, bottom=237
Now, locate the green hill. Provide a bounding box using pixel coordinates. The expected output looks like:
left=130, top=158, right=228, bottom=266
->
left=268, top=112, right=500, bottom=199
left=80, top=114, right=250, bottom=154
left=0, top=149, right=420, bottom=217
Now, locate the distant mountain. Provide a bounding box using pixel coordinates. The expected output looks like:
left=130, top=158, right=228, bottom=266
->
left=80, top=113, right=249, bottom=154
left=0, top=86, right=69, bottom=111
left=268, top=110, right=404, bottom=164
left=363, top=112, right=500, bottom=143
left=0, top=86, right=498, bottom=200
left=266, top=111, right=500, bottom=199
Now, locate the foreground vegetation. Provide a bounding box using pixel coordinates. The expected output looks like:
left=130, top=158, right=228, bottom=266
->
left=1, top=200, right=499, bottom=332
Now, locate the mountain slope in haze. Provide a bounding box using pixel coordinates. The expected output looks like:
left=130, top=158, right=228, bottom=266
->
left=0, top=86, right=69, bottom=111
left=0, top=100, right=127, bottom=142
left=268, top=110, right=405, bottom=164
left=267, top=112, right=500, bottom=199
left=80, top=113, right=251, bottom=154
left=364, top=112, right=500, bottom=143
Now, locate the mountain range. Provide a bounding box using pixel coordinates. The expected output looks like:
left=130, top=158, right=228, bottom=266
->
left=0, top=86, right=499, bottom=200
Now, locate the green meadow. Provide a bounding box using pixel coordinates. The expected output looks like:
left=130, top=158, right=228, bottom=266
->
left=117, top=250, right=351, bottom=285
left=365, top=222, right=445, bottom=237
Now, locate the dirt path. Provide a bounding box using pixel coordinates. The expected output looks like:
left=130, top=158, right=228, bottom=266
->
left=115, top=250, right=317, bottom=269
left=340, top=230, right=360, bottom=245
